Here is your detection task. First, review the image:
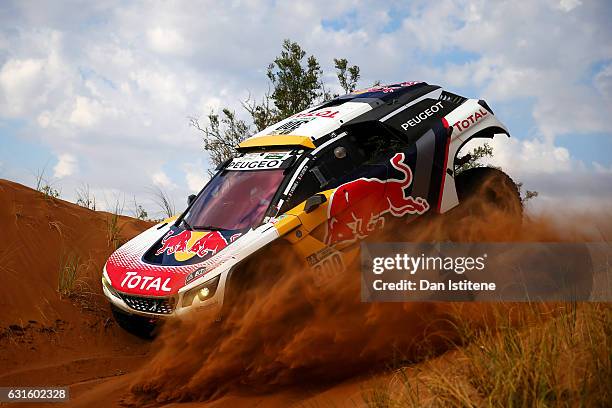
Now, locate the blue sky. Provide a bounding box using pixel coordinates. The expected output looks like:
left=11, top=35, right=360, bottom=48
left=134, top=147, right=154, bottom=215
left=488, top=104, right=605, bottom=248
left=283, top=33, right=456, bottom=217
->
left=0, top=0, right=611, bottom=215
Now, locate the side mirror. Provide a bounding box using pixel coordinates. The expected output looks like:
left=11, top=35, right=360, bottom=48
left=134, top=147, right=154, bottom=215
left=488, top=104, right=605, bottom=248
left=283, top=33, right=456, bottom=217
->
left=187, top=194, right=197, bottom=206
left=304, top=194, right=327, bottom=213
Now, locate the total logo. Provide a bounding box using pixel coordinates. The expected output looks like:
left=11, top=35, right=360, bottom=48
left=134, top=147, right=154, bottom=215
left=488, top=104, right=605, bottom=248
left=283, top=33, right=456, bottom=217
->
left=452, top=108, right=489, bottom=133
left=294, top=109, right=339, bottom=119
left=121, top=271, right=172, bottom=292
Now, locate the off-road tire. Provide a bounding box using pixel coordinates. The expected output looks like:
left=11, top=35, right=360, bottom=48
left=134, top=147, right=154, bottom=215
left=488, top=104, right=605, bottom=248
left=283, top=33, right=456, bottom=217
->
left=111, top=305, right=160, bottom=339
left=455, top=166, right=522, bottom=219
left=447, top=166, right=523, bottom=241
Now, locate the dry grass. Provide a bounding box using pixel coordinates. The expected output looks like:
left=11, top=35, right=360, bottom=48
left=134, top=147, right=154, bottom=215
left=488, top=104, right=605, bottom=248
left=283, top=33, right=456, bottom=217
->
left=106, top=200, right=124, bottom=250
left=57, top=252, right=82, bottom=298
left=34, top=165, right=60, bottom=200
left=363, top=303, right=612, bottom=407
left=75, top=183, right=96, bottom=210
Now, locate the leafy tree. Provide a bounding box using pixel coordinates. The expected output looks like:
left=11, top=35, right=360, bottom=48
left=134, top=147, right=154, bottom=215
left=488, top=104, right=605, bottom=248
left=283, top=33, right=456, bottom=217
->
left=334, top=58, right=360, bottom=94
left=456, top=143, right=494, bottom=173
left=517, top=182, right=539, bottom=205
left=267, top=39, right=324, bottom=118
left=243, top=90, right=278, bottom=132
left=189, top=109, right=250, bottom=168
left=192, top=39, right=361, bottom=167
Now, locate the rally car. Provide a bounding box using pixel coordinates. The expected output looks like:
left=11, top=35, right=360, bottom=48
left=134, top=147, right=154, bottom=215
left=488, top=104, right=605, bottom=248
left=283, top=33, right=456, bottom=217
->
left=102, top=81, right=521, bottom=333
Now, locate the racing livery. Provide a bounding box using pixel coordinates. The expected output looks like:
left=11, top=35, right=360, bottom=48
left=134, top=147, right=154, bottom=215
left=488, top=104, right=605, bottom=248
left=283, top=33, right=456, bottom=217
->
left=102, top=81, right=516, bottom=327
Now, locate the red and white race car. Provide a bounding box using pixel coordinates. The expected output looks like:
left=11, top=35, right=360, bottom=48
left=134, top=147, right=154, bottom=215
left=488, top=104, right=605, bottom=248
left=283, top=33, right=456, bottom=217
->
left=101, top=81, right=521, bottom=335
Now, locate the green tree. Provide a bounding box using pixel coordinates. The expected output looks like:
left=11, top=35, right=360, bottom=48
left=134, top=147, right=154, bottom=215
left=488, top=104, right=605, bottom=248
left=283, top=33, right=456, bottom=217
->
left=192, top=39, right=361, bottom=167
left=456, top=143, right=495, bottom=173
left=243, top=90, right=278, bottom=132
left=266, top=39, right=324, bottom=118
left=334, top=58, right=360, bottom=94
left=189, top=109, right=250, bottom=168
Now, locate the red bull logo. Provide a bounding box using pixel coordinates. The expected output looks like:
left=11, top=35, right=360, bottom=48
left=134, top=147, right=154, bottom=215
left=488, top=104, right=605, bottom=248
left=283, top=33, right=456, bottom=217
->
left=325, top=153, right=429, bottom=245
left=156, top=229, right=234, bottom=259
left=190, top=231, right=228, bottom=258
left=156, top=230, right=192, bottom=255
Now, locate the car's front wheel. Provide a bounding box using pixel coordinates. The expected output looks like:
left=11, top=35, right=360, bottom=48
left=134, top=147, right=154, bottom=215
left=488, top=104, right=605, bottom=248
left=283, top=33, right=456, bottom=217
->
left=110, top=305, right=160, bottom=339
left=450, top=166, right=523, bottom=240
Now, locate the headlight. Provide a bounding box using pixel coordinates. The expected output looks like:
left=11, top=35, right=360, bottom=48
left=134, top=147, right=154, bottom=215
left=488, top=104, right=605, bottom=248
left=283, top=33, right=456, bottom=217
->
left=182, top=275, right=220, bottom=307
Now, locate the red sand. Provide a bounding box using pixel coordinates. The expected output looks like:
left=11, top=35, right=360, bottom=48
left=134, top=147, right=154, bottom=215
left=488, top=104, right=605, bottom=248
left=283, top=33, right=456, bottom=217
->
left=0, top=179, right=608, bottom=407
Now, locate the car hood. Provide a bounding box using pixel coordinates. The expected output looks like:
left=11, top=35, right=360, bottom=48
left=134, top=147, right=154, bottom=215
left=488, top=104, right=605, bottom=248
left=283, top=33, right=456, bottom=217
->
left=104, top=223, right=247, bottom=296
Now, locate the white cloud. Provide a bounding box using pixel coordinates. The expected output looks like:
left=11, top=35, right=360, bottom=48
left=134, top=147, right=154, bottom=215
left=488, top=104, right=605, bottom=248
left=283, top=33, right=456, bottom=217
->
left=555, top=0, right=582, bottom=12
left=69, top=96, right=102, bottom=127
left=183, top=161, right=209, bottom=193
left=460, top=135, right=575, bottom=184
left=595, top=63, right=612, bottom=102
left=53, top=153, right=77, bottom=178
left=0, top=58, right=44, bottom=115
left=593, top=162, right=612, bottom=174
left=147, top=27, right=187, bottom=55
left=152, top=170, right=174, bottom=189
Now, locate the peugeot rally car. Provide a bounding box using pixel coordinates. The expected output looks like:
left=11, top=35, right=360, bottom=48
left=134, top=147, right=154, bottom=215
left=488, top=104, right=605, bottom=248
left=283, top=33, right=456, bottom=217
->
left=102, top=81, right=520, bottom=330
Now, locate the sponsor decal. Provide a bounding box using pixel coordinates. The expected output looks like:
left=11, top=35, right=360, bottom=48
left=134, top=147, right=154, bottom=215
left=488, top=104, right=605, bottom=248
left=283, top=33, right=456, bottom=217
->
left=325, top=153, right=429, bottom=245
left=269, top=214, right=287, bottom=225
left=288, top=164, right=309, bottom=196
left=155, top=230, right=191, bottom=256
left=352, top=85, right=396, bottom=95
left=398, top=81, right=422, bottom=87
left=294, top=109, right=340, bottom=119
left=352, top=81, right=422, bottom=95
left=189, top=231, right=229, bottom=258
left=155, top=230, right=232, bottom=259
left=451, top=108, right=489, bottom=134
left=306, top=246, right=336, bottom=266
left=264, top=152, right=288, bottom=160
left=401, top=101, right=444, bottom=130
left=270, top=117, right=315, bottom=135
left=185, top=268, right=207, bottom=285
left=121, top=271, right=172, bottom=292
left=226, top=159, right=281, bottom=170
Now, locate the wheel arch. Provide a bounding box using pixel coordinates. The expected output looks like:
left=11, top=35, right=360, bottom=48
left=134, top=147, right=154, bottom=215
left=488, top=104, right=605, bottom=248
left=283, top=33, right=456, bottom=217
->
left=438, top=99, right=512, bottom=213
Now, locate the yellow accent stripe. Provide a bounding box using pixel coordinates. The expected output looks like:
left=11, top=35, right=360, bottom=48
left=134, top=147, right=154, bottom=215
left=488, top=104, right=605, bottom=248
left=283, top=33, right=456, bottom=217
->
left=238, top=135, right=316, bottom=149
left=161, top=215, right=179, bottom=224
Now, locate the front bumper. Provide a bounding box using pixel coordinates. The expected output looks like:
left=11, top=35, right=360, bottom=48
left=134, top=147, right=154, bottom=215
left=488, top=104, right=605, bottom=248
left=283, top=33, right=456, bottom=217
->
left=101, top=267, right=225, bottom=319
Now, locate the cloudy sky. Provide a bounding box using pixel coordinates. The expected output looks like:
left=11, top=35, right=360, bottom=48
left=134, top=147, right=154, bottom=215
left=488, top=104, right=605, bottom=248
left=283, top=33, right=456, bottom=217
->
left=0, top=0, right=611, bottom=217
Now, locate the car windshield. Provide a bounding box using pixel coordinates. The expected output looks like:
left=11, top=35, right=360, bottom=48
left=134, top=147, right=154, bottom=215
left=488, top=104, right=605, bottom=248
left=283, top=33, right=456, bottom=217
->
left=183, top=169, right=285, bottom=231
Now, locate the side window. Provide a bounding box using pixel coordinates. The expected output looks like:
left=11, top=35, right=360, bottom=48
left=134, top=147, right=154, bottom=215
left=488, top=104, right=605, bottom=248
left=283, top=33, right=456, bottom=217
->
left=280, top=144, right=357, bottom=212
left=348, top=122, right=410, bottom=165
left=280, top=126, right=411, bottom=212
left=280, top=166, right=321, bottom=212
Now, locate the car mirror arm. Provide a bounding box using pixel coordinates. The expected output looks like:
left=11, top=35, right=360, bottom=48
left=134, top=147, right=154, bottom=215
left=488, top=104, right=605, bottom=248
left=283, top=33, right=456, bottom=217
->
left=304, top=194, right=327, bottom=213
